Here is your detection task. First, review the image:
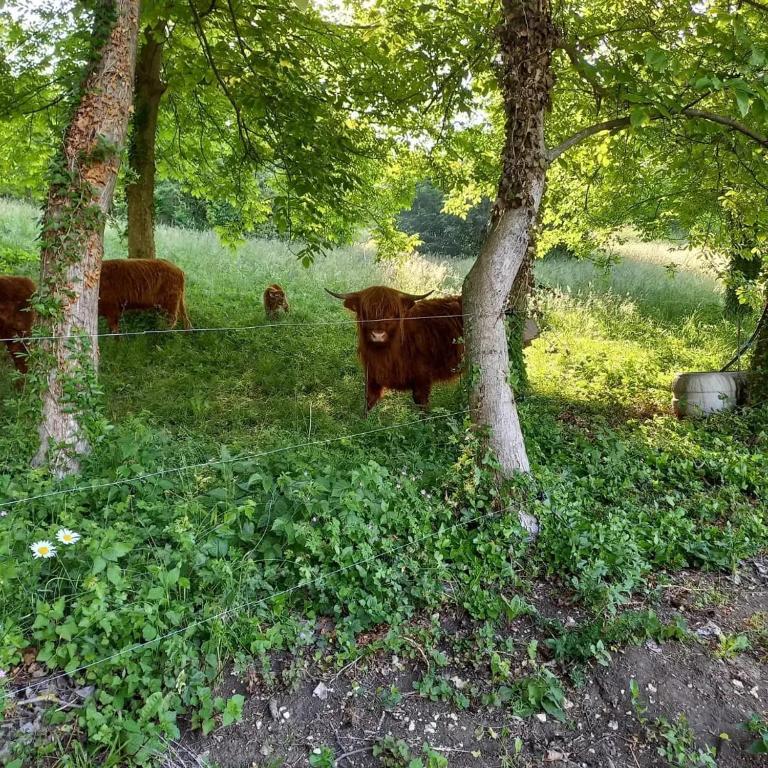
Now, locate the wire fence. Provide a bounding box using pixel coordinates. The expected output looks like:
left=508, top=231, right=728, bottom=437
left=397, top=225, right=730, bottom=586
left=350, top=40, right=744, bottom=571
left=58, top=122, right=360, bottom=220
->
left=0, top=409, right=469, bottom=511
left=0, top=293, right=737, bottom=345
left=0, top=312, right=476, bottom=345
left=2, top=500, right=517, bottom=699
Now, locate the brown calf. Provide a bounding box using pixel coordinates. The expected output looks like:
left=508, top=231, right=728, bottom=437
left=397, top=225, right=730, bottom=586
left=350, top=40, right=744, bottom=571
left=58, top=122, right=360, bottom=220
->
left=263, top=284, right=289, bottom=320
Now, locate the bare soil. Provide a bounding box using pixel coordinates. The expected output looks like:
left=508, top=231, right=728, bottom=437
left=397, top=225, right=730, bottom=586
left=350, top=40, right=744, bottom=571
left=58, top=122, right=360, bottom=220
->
left=180, top=558, right=768, bottom=768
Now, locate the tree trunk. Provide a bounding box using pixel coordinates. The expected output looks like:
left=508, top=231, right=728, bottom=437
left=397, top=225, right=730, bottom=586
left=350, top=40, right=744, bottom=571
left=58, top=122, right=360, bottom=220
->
left=127, top=23, right=166, bottom=259
left=725, top=250, right=762, bottom=317
left=752, top=289, right=768, bottom=375
left=32, top=0, right=140, bottom=477
left=462, top=0, right=555, bottom=477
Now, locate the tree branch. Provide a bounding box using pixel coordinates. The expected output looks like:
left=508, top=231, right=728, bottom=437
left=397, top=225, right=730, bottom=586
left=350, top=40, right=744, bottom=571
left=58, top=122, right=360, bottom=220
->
left=547, top=116, right=635, bottom=161
left=740, top=0, right=768, bottom=12
left=682, top=108, right=768, bottom=147
left=559, top=40, right=606, bottom=100
left=547, top=108, right=768, bottom=163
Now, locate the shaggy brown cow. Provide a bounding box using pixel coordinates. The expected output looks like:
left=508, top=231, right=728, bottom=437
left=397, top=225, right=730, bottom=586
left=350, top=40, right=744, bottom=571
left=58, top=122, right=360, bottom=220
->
left=327, top=285, right=464, bottom=412
left=99, top=258, right=191, bottom=333
left=0, top=276, right=35, bottom=373
left=263, top=283, right=289, bottom=320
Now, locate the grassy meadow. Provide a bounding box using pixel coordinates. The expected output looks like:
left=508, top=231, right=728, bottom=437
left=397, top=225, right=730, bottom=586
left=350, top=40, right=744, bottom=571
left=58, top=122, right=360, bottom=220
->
left=1, top=197, right=766, bottom=764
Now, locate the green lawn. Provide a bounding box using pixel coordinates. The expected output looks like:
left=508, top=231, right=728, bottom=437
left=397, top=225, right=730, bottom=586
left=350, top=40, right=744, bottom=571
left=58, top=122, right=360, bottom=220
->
left=1, top=198, right=766, bottom=765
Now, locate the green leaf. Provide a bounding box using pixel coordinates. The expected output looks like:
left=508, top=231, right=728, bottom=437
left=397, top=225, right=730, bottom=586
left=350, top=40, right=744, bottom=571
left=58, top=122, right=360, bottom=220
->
left=630, top=108, right=651, bottom=128
left=142, top=624, right=158, bottom=641
left=106, top=564, right=122, bottom=585
left=644, top=49, right=668, bottom=72
left=103, top=542, right=132, bottom=561
left=735, top=91, right=751, bottom=117
left=222, top=694, right=245, bottom=726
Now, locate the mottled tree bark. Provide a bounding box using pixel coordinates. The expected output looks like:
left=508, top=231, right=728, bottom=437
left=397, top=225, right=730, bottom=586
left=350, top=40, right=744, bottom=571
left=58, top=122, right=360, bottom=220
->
left=463, top=0, right=555, bottom=477
left=752, top=291, right=768, bottom=376
left=33, top=0, right=140, bottom=476
left=127, top=23, right=166, bottom=259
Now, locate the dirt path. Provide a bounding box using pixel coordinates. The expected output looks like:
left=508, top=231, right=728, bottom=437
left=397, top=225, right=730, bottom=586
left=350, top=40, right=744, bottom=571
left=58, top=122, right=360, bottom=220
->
left=180, top=558, right=768, bottom=767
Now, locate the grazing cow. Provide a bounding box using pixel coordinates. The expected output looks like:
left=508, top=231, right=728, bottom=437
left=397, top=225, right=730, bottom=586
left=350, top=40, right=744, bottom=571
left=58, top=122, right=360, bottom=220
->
left=0, top=276, right=35, bottom=373
left=263, top=283, right=289, bottom=320
left=99, top=258, right=191, bottom=333
left=326, top=285, right=464, bottom=412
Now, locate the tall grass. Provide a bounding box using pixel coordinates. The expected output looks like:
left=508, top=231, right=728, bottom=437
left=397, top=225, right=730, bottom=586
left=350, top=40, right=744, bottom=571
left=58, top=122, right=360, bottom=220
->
left=0, top=197, right=745, bottom=448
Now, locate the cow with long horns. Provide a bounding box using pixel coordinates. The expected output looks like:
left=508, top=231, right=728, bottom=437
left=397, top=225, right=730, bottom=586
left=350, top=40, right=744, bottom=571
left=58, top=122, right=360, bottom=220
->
left=326, top=285, right=464, bottom=412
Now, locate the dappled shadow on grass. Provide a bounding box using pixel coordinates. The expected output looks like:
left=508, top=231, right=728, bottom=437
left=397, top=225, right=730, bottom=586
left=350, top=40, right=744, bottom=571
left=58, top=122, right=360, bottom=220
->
left=93, top=308, right=467, bottom=458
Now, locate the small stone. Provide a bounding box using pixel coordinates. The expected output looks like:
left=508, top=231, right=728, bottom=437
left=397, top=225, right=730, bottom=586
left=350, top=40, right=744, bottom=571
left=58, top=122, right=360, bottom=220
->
left=732, top=679, right=744, bottom=690
left=536, top=713, right=547, bottom=723
left=645, top=639, right=663, bottom=654
left=608, top=720, right=619, bottom=731
left=451, top=675, right=467, bottom=690
left=750, top=686, right=760, bottom=699
left=519, top=510, right=540, bottom=541
left=545, top=750, right=565, bottom=762
left=408, top=720, right=416, bottom=732
left=313, top=682, right=331, bottom=701
left=647, top=683, right=657, bottom=694
left=256, top=720, right=262, bottom=730
left=260, top=744, right=273, bottom=757
left=695, top=621, right=723, bottom=640
left=282, top=710, right=291, bottom=720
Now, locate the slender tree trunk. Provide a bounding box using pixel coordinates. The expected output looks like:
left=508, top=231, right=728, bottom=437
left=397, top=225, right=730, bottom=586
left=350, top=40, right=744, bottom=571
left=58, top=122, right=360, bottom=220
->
left=463, top=0, right=555, bottom=476
left=724, top=214, right=761, bottom=319
left=32, top=0, right=140, bottom=477
left=725, top=251, right=761, bottom=317
left=752, top=288, right=768, bottom=375
left=127, top=23, right=166, bottom=259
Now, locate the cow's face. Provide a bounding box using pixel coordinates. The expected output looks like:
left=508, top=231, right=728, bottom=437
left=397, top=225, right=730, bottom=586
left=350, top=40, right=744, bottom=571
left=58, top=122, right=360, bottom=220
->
left=326, top=286, right=434, bottom=348
left=266, top=285, right=287, bottom=307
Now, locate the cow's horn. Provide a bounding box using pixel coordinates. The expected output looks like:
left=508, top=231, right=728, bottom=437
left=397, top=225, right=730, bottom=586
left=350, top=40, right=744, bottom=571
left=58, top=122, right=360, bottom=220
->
left=325, top=288, right=356, bottom=300
left=399, top=290, right=434, bottom=301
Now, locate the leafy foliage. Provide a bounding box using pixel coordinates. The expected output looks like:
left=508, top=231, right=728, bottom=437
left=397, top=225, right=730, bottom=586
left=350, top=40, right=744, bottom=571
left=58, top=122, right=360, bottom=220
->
left=397, top=182, right=491, bottom=259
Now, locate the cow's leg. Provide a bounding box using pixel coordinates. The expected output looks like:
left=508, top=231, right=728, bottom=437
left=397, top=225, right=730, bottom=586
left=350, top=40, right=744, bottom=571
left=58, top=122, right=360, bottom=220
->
left=162, top=298, right=179, bottom=329
left=103, top=308, right=121, bottom=335
left=366, top=380, right=384, bottom=414
left=6, top=341, right=28, bottom=374
left=412, top=381, right=432, bottom=411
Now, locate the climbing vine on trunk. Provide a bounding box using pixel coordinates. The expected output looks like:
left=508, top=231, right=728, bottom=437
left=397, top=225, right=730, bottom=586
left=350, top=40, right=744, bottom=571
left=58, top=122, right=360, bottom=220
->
left=462, top=0, right=556, bottom=477
left=30, top=0, right=140, bottom=477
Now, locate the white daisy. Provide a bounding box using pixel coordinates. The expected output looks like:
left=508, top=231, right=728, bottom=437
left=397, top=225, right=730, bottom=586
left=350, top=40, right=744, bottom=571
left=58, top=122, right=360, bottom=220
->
left=56, top=528, right=81, bottom=545
left=30, top=540, right=56, bottom=559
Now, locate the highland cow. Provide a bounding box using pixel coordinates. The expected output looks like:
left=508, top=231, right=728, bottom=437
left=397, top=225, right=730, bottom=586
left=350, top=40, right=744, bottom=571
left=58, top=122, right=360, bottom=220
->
left=0, top=276, right=35, bottom=373
left=263, top=283, right=289, bottom=320
left=326, top=285, right=465, bottom=412
left=99, top=258, right=191, bottom=333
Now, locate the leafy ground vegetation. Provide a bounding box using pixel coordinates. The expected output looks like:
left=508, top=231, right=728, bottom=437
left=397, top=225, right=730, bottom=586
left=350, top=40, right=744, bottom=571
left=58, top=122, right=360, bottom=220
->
left=1, top=198, right=767, bottom=766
